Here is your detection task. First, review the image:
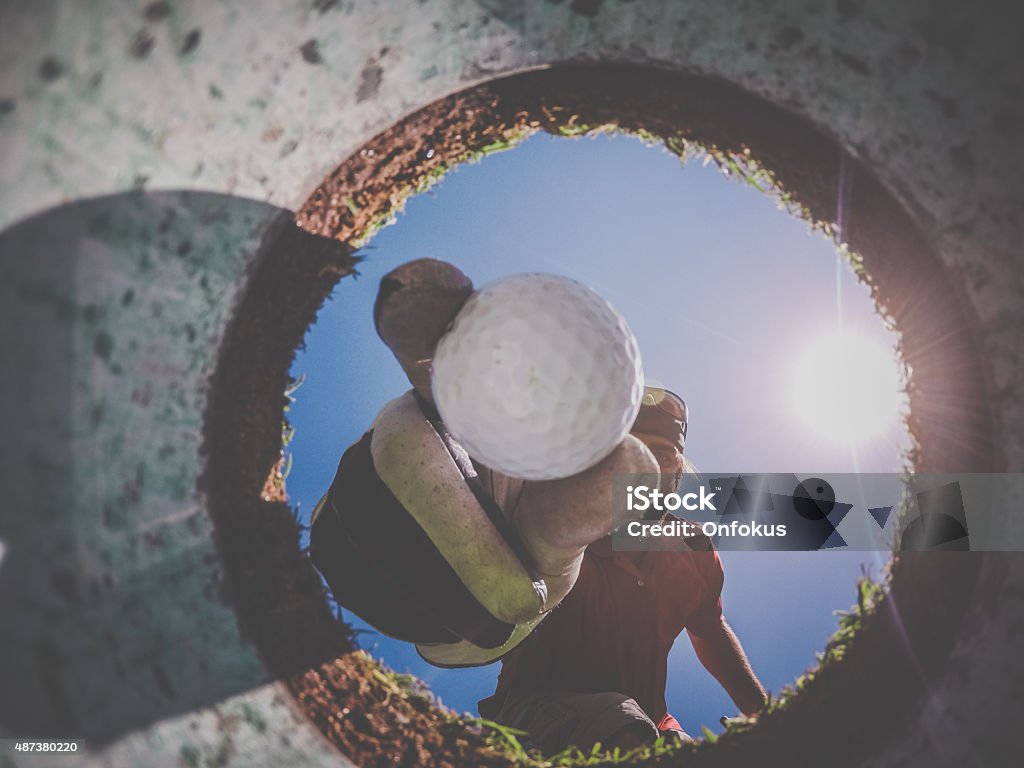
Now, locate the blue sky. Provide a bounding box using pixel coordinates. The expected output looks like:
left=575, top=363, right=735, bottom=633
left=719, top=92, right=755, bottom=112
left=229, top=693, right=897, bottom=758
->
left=286, top=133, right=907, bottom=735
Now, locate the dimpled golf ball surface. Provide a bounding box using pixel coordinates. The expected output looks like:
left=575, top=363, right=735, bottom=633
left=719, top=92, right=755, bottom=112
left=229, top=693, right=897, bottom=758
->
left=432, top=274, right=644, bottom=480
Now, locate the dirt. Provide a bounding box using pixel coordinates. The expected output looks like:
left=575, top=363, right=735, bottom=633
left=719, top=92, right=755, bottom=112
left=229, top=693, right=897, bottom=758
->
left=291, top=652, right=518, bottom=768
left=205, top=218, right=360, bottom=678
left=207, top=63, right=998, bottom=766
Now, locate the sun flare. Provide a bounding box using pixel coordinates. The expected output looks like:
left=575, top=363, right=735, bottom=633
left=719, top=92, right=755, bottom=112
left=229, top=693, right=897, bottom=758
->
left=791, top=331, right=904, bottom=444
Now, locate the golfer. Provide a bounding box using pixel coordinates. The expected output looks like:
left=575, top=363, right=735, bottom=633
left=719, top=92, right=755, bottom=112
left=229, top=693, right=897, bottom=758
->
left=477, top=384, right=767, bottom=752
left=310, top=259, right=765, bottom=753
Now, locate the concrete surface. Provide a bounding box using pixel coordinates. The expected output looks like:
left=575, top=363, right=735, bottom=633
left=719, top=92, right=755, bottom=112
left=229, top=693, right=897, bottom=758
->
left=1, top=0, right=1022, bottom=765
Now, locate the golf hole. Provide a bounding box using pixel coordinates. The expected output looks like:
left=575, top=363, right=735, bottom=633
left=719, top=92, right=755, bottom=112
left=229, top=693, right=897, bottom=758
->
left=287, top=129, right=909, bottom=730
left=206, top=65, right=996, bottom=766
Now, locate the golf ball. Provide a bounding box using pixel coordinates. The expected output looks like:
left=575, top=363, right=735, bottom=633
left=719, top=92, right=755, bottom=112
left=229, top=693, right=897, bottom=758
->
left=432, top=273, right=644, bottom=480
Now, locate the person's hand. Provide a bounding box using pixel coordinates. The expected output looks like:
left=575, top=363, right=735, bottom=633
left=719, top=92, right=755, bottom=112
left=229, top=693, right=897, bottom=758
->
left=366, top=259, right=661, bottom=668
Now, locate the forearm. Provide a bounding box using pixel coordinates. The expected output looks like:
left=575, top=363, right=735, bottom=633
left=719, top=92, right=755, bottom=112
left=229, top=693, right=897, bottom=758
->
left=689, top=619, right=767, bottom=716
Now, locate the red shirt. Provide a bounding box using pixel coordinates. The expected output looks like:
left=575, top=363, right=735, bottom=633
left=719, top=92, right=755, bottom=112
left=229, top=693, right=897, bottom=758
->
left=480, top=524, right=724, bottom=723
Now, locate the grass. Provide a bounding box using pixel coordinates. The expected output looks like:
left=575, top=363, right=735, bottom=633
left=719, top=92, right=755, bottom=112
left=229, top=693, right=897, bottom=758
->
left=262, top=373, right=304, bottom=504
left=477, top=717, right=692, bottom=767
left=327, top=110, right=870, bottom=293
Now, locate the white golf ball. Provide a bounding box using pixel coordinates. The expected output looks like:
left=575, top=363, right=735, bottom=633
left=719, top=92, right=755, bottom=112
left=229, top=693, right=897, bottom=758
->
left=432, top=273, right=644, bottom=480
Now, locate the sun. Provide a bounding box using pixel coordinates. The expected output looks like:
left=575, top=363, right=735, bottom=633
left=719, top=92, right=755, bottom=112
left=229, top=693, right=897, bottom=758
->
left=790, top=330, right=904, bottom=444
